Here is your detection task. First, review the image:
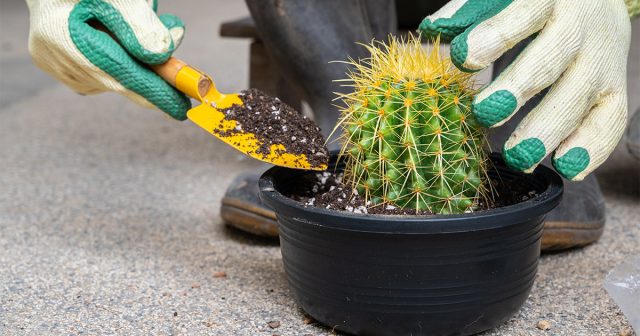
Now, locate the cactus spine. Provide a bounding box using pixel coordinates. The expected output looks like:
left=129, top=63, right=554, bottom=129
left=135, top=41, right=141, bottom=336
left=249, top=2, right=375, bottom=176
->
left=337, top=35, right=490, bottom=214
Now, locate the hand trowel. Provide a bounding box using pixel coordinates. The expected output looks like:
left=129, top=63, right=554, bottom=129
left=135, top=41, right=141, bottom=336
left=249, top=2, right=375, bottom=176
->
left=151, top=57, right=328, bottom=171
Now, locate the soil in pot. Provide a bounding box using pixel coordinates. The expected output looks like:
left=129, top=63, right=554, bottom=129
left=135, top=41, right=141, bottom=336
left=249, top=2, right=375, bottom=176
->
left=286, top=167, right=540, bottom=215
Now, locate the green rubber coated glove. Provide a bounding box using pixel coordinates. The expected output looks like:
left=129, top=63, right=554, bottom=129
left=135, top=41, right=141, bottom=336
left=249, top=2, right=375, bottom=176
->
left=420, top=0, right=636, bottom=181
left=26, top=0, right=191, bottom=120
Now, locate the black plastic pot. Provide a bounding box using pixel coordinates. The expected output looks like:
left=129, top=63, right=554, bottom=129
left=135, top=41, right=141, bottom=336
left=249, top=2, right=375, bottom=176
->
left=259, top=154, right=563, bottom=336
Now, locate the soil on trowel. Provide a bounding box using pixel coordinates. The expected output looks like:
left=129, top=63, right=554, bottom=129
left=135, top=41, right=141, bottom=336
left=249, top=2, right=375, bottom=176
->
left=289, top=170, right=540, bottom=215
left=214, top=89, right=329, bottom=167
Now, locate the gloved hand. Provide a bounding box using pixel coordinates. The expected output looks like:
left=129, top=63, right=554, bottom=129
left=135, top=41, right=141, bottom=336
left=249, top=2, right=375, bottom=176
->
left=420, top=0, right=635, bottom=181
left=26, top=0, right=191, bottom=120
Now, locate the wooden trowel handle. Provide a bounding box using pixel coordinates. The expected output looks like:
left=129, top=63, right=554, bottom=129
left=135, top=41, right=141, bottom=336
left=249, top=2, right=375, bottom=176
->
left=90, top=21, right=213, bottom=100
left=150, top=57, right=214, bottom=99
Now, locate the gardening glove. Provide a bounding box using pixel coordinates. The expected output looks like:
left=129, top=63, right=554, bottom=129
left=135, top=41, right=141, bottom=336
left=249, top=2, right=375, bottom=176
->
left=26, top=0, right=191, bottom=120
left=419, top=0, right=637, bottom=181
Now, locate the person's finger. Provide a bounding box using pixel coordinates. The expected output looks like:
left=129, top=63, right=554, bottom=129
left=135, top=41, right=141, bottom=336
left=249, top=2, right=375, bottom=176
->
left=424, top=0, right=469, bottom=21
left=68, top=5, right=191, bottom=119
left=419, top=0, right=469, bottom=40
left=552, top=92, right=627, bottom=181
left=501, top=62, right=594, bottom=173
left=88, top=0, right=178, bottom=64
left=472, top=12, right=582, bottom=128
left=159, top=14, right=185, bottom=47
left=449, top=0, right=554, bottom=72
left=419, top=0, right=508, bottom=42
left=146, top=0, right=158, bottom=12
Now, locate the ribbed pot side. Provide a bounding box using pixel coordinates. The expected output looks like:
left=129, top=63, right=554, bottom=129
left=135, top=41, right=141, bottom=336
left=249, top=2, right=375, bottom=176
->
left=260, top=155, right=562, bottom=336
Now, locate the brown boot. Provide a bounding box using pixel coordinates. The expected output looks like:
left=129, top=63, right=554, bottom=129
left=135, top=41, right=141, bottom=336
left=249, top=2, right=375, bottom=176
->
left=540, top=174, right=605, bottom=251
left=221, top=173, right=278, bottom=237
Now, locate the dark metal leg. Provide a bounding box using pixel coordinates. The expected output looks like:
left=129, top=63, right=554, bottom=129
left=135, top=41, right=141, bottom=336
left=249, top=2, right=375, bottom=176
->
left=244, top=0, right=396, bottom=137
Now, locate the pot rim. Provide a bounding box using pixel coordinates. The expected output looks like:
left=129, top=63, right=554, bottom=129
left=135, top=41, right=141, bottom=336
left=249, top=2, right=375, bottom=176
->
left=259, top=153, right=563, bottom=234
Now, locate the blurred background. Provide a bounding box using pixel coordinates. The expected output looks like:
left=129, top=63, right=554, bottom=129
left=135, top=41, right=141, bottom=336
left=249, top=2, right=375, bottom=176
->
left=0, top=0, right=638, bottom=335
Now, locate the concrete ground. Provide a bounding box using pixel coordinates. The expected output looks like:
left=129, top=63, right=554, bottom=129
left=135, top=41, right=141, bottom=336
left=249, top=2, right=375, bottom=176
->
left=1, top=1, right=639, bottom=335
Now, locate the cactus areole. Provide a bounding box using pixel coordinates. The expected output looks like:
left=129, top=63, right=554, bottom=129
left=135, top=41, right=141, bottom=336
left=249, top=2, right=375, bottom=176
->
left=336, top=35, right=490, bottom=214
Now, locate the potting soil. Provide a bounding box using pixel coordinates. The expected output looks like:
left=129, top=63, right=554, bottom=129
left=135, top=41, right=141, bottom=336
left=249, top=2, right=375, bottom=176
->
left=290, top=170, right=540, bottom=215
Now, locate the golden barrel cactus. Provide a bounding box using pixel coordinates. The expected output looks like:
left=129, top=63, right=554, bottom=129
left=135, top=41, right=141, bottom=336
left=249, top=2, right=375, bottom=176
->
left=337, top=35, right=491, bottom=214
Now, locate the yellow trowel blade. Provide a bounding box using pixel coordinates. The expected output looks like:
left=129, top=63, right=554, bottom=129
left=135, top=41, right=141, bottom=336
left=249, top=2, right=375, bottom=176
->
left=187, top=101, right=326, bottom=170
left=172, top=62, right=327, bottom=171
